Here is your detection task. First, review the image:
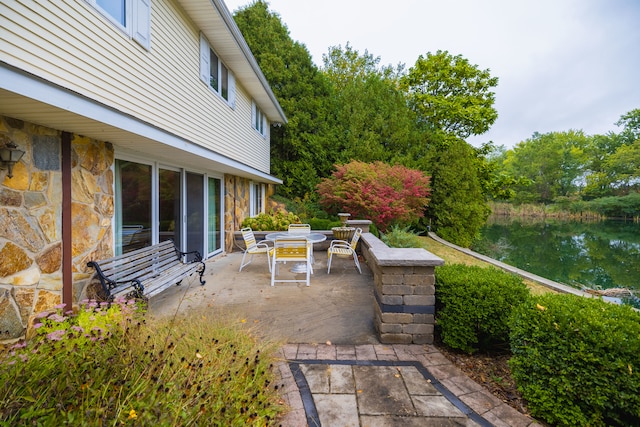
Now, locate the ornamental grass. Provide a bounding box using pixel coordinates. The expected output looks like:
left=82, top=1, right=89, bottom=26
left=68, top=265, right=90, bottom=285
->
left=0, top=299, right=286, bottom=426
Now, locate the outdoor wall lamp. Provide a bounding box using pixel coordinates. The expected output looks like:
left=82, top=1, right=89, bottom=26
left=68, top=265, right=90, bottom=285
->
left=0, top=141, right=25, bottom=179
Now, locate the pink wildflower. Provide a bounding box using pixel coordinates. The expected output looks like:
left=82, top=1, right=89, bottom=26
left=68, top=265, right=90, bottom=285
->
left=46, top=329, right=66, bottom=341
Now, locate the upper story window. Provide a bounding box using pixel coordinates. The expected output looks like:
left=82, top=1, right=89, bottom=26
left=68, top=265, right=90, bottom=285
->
left=252, top=101, right=267, bottom=137
left=200, top=34, right=236, bottom=107
left=87, top=0, right=151, bottom=49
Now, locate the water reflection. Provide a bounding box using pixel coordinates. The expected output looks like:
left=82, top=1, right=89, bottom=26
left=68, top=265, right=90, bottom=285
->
left=472, top=216, right=640, bottom=293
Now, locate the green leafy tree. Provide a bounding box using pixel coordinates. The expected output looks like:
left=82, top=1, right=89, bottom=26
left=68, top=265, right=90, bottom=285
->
left=317, top=161, right=431, bottom=232
left=582, top=132, right=625, bottom=199
left=502, top=131, right=590, bottom=204
left=400, top=50, right=499, bottom=140
left=233, top=1, right=336, bottom=197
left=616, top=108, right=640, bottom=145
left=426, top=139, right=490, bottom=247
left=604, top=140, right=640, bottom=194
left=321, top=43, right=418, bottom=165
left=477, top=143, right=529, bottom=201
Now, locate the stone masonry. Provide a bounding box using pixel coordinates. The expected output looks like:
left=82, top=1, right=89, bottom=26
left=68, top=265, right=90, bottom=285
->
left=0, top=116, right=114, bottom=343
left=359, top=233, right=444, bottom=344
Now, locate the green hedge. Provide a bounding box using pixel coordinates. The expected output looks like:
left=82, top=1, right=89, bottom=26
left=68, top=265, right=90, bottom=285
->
left=241, top=211, right=300, bottom=231
left=509, top=293, right=640, bottom=426
left=435, top=264, right=529, bottom=354
left=307, top=218, right=342, bottom=230
left=381, top=225, right=423, bottom=248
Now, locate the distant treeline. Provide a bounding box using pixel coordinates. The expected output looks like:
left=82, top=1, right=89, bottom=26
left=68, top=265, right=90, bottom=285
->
left=488, top=109, right=640, bottom=213
left=491, top=192, right=640, bottom=221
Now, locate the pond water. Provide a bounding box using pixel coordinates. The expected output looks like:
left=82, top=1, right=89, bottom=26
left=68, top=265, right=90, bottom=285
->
left=472, top=216, right=640, bottom=293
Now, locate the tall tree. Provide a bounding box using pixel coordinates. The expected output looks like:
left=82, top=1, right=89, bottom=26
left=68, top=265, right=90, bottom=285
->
left=321, top=44, right=418, bottom=165
left=233, top=1, right=335, bottom=197
left=503, top=131, right=590, bottom=204
left=616, top=108, right=640, bottom=145
left=400, top=50, right=499, bottom=140
left=604, top=140, right=640, bottom=194
left=426, top=139, right=490, bottom=247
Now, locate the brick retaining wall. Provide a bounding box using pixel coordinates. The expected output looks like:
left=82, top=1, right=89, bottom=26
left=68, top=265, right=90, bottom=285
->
left=359, top=233, right=444, bottom=344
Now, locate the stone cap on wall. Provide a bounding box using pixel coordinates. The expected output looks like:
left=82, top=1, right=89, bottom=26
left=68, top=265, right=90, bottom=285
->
left=360, top=233, right=444, bottom=267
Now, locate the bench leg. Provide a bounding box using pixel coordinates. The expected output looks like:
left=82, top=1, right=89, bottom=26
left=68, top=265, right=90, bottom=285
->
left=197, top=261, right=206, bottom=285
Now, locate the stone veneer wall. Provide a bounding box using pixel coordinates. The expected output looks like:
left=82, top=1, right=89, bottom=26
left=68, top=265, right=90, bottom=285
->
left=223, top=177, right=277, bottom=253
left=224, top=176, right=250, bottom=253
left=0, top=116, right=114, bottom=343
left=359, top=233, right=445, bottom=344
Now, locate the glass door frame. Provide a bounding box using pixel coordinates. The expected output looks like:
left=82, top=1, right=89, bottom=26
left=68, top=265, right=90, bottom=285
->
left=206, top=174, right=224, bottom=258
left=113, top=153, right=225, bottom=260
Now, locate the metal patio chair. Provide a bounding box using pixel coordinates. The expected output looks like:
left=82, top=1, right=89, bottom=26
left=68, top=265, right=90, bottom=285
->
left=271, top=237, right=312, bottom=286
left=239, top=227, right=274, bottom=272
left=327, top=227, right=363, bottom=274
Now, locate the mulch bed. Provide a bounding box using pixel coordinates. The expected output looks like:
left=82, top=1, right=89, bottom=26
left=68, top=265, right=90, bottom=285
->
left=435, top=344, right=533, bottom=416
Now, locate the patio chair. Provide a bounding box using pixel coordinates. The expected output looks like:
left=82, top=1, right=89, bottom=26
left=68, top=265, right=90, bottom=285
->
left=288, top=223, right=311, bottom=234
left=271, top=237, right=312, bottom=286
left=287, top=223, right=313, bottom=262
left=239, top=227, right=274, bottom=272
left=327, top=227, right=363, bottom=274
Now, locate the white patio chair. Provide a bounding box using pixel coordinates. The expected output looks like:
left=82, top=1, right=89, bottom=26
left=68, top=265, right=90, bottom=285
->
left=239, top=227, right=274, bottom=272
left=327, top=227, right=363, bottom=274
left=287, top=223, right=313, bottom=262
left=288, top=223, right=311, bottom=234
left=271, top=237, right=312, bottom=286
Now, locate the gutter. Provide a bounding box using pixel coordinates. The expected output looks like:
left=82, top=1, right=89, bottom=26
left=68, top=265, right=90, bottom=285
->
left=211, top=0, right=288, bottom=124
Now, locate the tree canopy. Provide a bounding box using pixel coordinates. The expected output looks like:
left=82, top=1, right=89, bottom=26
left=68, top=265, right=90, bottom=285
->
left=401, top=50, right=499, bottom=140
left=492, top=110, right=640, bottom=205
left=233, top=1, right=335, bottom=197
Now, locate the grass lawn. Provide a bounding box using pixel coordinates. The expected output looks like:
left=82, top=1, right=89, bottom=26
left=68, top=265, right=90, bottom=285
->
left=418, top=236, right=555, bottom=296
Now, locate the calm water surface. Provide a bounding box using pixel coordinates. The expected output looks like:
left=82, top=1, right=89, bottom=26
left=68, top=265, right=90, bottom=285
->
left=472, top=217, right=640, bottom=292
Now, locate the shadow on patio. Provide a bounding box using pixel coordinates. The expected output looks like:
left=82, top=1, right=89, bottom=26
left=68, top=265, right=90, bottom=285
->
left=148, top=250, right=378, bottom=345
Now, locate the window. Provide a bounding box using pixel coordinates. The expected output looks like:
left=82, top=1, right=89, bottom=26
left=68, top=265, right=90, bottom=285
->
left=200, top=33, right=236, bottom=106
left=115, top=159, right=152, bottom=254
left=250, top=182, right=265, bottom=217
left=114, top=158, right=224, bottom=258
left=252, top=101, right=267, bottom=136
left=88, top=0, right=151, bottom=49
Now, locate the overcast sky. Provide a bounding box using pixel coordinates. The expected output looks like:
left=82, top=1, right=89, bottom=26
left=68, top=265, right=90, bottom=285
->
left=223, top=0, right=640, bottom=148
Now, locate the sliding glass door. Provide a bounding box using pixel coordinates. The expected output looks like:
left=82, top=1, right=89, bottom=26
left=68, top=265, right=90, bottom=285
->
left=159, top=168, right=181, bottom=245
left=208, top=176, right=222, bottom=255
left=114, top=156, right=224, bottom=258
left=115, top=159, right=152, bottom=255
left=186, top=172, right=205, bottom=257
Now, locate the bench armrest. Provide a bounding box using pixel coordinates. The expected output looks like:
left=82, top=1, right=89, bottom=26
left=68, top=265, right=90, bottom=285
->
left=87, top=261, right=144, bottom=299
left=178, top=249, right=203, bottom=263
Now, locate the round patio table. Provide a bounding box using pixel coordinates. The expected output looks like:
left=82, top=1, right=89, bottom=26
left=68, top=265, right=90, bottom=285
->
left=265, top=232, right=327, bottom=273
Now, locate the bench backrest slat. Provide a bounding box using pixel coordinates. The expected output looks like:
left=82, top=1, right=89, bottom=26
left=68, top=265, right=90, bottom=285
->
left=95, top=241, right=180, bottom=282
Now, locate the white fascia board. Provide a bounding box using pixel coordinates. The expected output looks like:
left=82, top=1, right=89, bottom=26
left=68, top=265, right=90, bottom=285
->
left=0, top=63, right=283, bottom=185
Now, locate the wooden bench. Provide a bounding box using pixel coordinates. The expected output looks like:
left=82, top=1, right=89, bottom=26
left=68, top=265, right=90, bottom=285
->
left=87, top=240, right=206, bottom=301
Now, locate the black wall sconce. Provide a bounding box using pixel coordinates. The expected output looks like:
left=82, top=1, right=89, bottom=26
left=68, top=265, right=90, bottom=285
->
left=0, top=141, right=25, bottom=179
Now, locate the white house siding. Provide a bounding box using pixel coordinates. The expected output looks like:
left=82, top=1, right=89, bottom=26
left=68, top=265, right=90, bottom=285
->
left=0, top=0, right=271, bottom=174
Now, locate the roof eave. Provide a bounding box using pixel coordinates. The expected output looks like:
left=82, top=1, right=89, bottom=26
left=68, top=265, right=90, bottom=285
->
left=178, top=0, right=287, bottom=124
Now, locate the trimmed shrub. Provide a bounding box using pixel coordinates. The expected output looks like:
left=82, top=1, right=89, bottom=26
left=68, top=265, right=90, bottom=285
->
left=241, top=211, right=300, bottom=231
left=509, top=293, right=640, bottom=427
left=435, top=263, right=529, bottom=354
left=381, top=225, right=423, bottom=248
left=307, top=218, right=341, bottom=230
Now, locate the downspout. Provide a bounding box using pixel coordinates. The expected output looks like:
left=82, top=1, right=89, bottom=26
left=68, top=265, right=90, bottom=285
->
left=61, top=132, right=72, bottom=306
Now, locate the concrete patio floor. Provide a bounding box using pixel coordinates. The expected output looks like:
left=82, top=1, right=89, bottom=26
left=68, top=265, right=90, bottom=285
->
left=149, top=250, right=378, bottom=345
left=147, top=249, right=540, bottom=426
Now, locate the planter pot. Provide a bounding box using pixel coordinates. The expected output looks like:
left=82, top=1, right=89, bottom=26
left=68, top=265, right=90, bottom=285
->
left=332, top=226, right=355, bottom=241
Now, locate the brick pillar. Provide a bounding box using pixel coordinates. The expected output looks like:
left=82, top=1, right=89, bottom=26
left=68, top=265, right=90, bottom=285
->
left=361, top=237, right=444, bottom=345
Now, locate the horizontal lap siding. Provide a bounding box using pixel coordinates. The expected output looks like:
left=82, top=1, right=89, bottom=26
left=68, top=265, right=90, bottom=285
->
left=1, top=0, right=270, bottom=173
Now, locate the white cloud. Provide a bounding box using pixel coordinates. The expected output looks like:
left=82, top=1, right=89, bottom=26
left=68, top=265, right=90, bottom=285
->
left=224, top=0, right=640, bottom=148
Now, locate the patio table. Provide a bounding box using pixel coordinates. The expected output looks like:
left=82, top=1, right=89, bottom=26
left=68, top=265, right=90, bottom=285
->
left=265, top=232, right=327, bottom=273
